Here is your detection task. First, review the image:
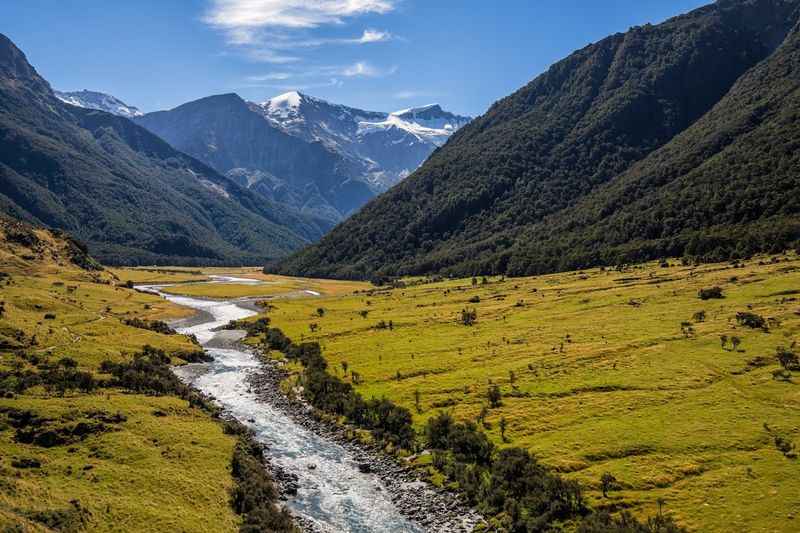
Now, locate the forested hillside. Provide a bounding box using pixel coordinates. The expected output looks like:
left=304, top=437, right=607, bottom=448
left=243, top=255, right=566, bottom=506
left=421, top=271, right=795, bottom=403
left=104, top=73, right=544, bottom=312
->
left=276, top=0, right=800, bottom=279
left=507, top=20, right=800, bottom=274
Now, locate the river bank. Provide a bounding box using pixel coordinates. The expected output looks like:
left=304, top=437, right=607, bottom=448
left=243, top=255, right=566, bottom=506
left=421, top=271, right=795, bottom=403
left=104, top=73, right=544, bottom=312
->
left=246, top=355, right=484, bottom=532
left=142, top=284, right=481, bottom=532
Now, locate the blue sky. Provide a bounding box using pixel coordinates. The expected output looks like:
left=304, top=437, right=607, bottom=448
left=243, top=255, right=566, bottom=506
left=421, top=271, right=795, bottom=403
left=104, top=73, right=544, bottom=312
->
left=2, top=0, right=709, bottom=116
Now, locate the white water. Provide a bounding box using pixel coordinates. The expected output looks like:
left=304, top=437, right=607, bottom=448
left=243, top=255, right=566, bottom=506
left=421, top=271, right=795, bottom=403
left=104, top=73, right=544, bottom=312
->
left=142, top=286, right=422, bottom=533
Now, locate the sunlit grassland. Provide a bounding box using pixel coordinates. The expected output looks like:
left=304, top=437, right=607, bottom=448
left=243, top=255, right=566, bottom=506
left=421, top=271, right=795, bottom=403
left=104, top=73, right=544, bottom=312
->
left=1, top=247, right=240, bottom=530
left=1, top=272, right=197, bottom=369
left=0, top=393, right=238, bottom=532
left=258, top=255, right=800, bottom=532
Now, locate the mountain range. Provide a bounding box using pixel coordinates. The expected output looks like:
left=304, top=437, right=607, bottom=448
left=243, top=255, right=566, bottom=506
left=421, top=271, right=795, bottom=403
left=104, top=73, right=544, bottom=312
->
left=276, top=0, right=800, bottom=279
left=0, top=33, right=328, bottom=266
left=134, top=92, right=470, bottom=223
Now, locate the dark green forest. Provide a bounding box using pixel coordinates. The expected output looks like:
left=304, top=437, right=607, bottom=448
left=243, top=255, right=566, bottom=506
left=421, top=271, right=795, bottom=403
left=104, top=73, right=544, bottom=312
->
left=276, top=0, right=800, bottom=279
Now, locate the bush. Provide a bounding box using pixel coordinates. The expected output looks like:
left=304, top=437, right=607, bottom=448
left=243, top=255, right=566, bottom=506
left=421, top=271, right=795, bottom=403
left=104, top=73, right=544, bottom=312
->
left=698, top=287, right=724, bottom=300
left=123, top=317, right=177, bottom=335
left=230, top=437, right=295, bottom=532
left=776, top=346, right=799, bottom=370
left=488, top=385, right=502, bottom=408
left=425, top=412, right=494, bottom=466
left=735, top=312, right=767, bottom=331
left=223, top=317, right=271, bottom=337
left=461, top=308, right=478, bottom=326
left=100, top=346, right=184, bottom=396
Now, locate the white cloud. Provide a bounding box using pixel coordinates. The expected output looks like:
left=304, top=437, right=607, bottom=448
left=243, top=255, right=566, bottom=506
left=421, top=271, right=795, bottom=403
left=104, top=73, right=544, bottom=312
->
left=245, top=48, right=300, bottom=64
left=393, top=90, right=429, bottom=100
left=342, top=61, right=374, bottom=77
left=341, top=61, right=396, bottom=77
left=246, top=72, right=292, bottom=81
left=205, top=0, right=396, bottom=31
left=358, top=29, right=391, bottom=43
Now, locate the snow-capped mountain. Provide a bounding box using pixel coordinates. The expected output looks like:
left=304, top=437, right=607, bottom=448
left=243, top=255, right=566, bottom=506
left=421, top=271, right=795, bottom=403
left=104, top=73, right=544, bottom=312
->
left=257, top=91, right=471, bottom=190
left=54, top=90, right=143, bottom=118
left=134, top=90, right=469, bottom=226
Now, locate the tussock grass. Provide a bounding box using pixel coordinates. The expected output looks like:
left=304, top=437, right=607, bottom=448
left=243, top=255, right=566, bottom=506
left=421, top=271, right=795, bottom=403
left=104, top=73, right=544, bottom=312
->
left=1, top=242, right=241, bottom=531
left=257, top=255, right=800, bottom=532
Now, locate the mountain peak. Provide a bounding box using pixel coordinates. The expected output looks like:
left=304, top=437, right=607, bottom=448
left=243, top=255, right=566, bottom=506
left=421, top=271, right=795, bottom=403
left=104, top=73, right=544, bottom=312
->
left=267, top=91, right=305, bottom=108
left=54, top=89, right=143, bottom=118
left=0, top=33, right=47, bottom=88
left=391, top=103, right=443, bottom=116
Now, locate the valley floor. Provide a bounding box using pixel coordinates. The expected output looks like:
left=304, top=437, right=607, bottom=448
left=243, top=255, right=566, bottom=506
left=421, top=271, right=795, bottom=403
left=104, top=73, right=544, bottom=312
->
left=191, top=255, right=798, bottom=533
left=4, top=254, right=799, bottom=532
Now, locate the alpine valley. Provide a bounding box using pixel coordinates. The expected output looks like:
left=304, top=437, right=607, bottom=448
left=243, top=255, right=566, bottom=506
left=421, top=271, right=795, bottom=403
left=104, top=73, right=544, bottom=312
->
left=2, top=1, right=800, bottom=533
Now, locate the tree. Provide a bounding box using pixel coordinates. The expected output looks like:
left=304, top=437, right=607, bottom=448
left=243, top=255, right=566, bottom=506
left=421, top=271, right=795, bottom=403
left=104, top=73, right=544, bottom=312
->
left=341, top=361, right=349, bottom=376
left=316, top=307, right=326, bottom=317
left=414, top=389, right=422, bottom=413
left=488, top=385, right=502, bottom=408
left=720, top=335, right=728, bottom=350
left=600, top=472, right=617, bottom=498
left=508, top=370, right=516, bottom=384
left=698, top=287, right=724, bottom=300
left=731, top=336, right=742, bottom=352
left=500, top=416, right=508, bottom=442
left=776, top=346, right=798, bottom=370
left=461, top=308, right=478, bottom=326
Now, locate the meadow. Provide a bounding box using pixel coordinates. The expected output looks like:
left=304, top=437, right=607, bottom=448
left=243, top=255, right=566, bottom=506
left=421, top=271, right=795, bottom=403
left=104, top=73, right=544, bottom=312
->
left=5, top=228, right=799, bottom=532
left=254, top=255, right=800, bottom=532
left=0, top=229, right=240, bottom=531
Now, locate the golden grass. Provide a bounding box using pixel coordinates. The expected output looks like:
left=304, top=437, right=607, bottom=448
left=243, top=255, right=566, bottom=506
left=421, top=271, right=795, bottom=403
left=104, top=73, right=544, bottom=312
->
left=0, top=393, right=238, bottom=532
left=1, top=237, right=241, bottom=531
left=258, top=255, right=800, bottom=532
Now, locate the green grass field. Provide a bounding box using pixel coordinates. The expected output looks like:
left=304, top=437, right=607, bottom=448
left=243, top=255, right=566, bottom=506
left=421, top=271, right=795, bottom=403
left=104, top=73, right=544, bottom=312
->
left=5, top=223, right=799, bottom=531
left=255, top=255, right=800, bottom=532
left=0, top=229, right=240, bottom=531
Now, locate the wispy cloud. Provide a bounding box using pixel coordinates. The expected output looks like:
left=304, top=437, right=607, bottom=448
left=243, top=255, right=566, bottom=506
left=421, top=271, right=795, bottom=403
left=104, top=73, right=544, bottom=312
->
left=393, top=90, right=431, bottom=100
left=246, top=72, right=293, bottom=82
left=205, top=0, right=396, bottom=31
left=358, top=29, right=391, bottom=43
left=245, top=49, right=300, bottom=64
left=205, top=1, right=397, bottom=65
left=342, top=61, right=396, bottom=77
left=243, top=61, right=396, bottom=93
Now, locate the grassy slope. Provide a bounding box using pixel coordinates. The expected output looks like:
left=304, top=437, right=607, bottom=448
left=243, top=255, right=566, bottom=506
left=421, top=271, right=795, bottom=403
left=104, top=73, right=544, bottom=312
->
left=0, top=228, right=239, bottom=531
left=258, top=255, right=800, bottom=532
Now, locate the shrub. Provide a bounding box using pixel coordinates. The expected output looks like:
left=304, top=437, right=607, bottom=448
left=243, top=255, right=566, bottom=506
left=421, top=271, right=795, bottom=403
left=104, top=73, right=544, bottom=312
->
left=230, top=437, right=295, bottom=532
left=735, top=312, right=767, bottom=331
left=488, top=385, right=502, bottom=408
left=223, top=317, right=270, bottom=337
left=698, top=287, right=724, bottom=300
left=123, top=317, right=177, bottom=335
left=461, top=308, right=478, bottom=326
left=776, top=346, right=799, bottom=370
